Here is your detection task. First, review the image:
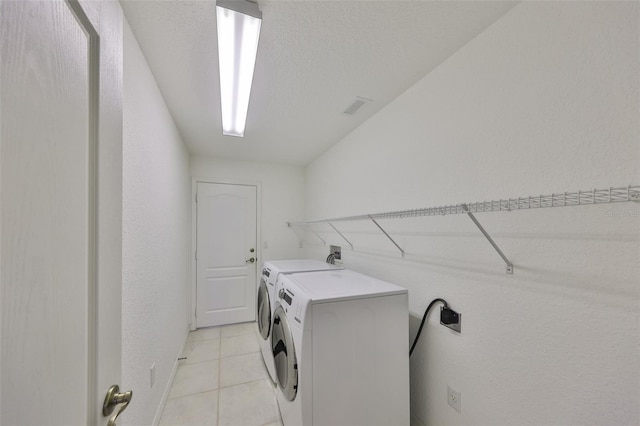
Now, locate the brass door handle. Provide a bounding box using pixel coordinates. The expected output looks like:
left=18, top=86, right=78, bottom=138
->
left=103, top=385, right=132, bottom=426
left=245, top=257, right=255, bottom=263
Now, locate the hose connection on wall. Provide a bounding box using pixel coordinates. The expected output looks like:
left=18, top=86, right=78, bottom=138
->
left=326, top=245, right=341, bottom=264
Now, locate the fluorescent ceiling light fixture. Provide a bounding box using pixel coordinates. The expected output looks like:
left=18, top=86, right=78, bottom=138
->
left=216, top=0, right=262, bottom=137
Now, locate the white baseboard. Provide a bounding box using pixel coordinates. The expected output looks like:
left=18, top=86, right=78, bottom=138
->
left=151, top=324, right=190, bottom=426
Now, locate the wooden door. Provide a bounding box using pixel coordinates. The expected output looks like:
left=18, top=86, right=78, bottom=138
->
left=196, top=182, right=257, bottom=327
left=0, top=0, right=124, bottom=424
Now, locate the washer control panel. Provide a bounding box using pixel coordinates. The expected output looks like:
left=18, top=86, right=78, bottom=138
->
left=278, top=281, right=307, bottom=325
left=279, top=288, right=293, bottom=306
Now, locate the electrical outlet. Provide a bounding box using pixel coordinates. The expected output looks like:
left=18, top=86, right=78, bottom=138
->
left=440, top=306, right=461, bottom=333
left=448, top=385, right=461, bottom=413
left=150, top=363, right=156, bottom=388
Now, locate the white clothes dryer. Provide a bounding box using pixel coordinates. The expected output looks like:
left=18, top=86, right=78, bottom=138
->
left=271, top=269, right=410, bottom=426
left=257, top=260, right=343, bottom=385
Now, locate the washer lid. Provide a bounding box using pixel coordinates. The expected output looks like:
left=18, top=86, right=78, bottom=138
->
left=264, top=259, right=343, bottom=275
left=286, top=269, right=407, bottom=303
left=264, top=259, right=343, bottom=286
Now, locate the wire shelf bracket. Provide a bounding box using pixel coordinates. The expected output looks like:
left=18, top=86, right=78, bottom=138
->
left=328, top=222, right=354, bottom=250
left=370, top=216, right=405, bottom=257
left=463, top=205, right=513, bottom=274
left=310, top=230, right=326, bottom=247
left=287, top=222, right=326, bottom=247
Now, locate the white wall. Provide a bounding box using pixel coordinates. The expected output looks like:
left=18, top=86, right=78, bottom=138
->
left=305, top=2, right=639, bottom=425
left=123, top=20, right=191, bottom=426
left=191, top=156, right=306, bottom=262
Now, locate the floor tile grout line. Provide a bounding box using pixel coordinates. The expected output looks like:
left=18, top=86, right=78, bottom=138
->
left=164, top=387, right=219, bottom=401
left=219, top=350, right=260, bottom=360
left=219, top=377, right=272, bottom=391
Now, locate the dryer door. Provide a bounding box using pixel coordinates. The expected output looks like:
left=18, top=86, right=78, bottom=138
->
left=256, top=278, right=271, bottom=340
left=271, top=305, right=298, bottom=401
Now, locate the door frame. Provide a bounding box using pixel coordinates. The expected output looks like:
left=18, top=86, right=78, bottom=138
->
left=190, top=177, right=262, bottom=331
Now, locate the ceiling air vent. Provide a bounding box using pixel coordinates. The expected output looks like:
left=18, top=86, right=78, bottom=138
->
left=343, top=96, right=373, bottom=116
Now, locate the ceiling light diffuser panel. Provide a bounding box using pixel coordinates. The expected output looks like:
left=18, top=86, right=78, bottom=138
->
left=216, top=1, right=262, bottom=137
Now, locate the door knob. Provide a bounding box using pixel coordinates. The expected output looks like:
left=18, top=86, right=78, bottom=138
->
left=245, top=257, right=255, bottom=263
left=250, top=248, right=255, bottom=253
left=103, top=384, right=132, bottom=426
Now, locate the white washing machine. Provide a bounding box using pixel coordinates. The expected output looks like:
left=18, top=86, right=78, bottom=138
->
left=271, top=269, right=410, bottom=426
left=257, top=260, right=343, bottom=385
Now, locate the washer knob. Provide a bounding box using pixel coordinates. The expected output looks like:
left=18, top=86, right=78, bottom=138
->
left=278, top=289, right=285, bottom=299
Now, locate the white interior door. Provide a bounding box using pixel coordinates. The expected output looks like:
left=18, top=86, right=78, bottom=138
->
left=196, top=182, right=257, bottom=327
left=0, top=1, right=124, bottom=424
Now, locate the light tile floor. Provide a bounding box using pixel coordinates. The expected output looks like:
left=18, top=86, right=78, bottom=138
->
left=159, top=322, right=282, bottom=426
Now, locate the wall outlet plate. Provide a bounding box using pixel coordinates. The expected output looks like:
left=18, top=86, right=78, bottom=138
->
left=448, top=385, right=461, bottom=413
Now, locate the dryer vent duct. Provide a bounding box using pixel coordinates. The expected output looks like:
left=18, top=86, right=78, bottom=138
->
left=343, top=96, right=373, bottom=116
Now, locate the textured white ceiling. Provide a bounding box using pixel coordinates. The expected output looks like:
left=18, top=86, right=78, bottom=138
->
left=120, top=0, right=516, bottom=165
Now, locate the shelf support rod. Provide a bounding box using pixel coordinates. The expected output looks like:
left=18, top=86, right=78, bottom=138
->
left=287, top=222, right=305, bottom=248
left=287, top=222, right=327, bottom=247
left=369, top=216, right=405, bottom=257
left=463, top=205, right=514, bottom=274
left=310, top=230, right=326, bottom=246
left=328, top=222, right=354, bottom=250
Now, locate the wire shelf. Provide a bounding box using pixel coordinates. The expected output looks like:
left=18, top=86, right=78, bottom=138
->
left=287, top=185, right=639, bottom=274
left=291, top=185, right=640, bottom=224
